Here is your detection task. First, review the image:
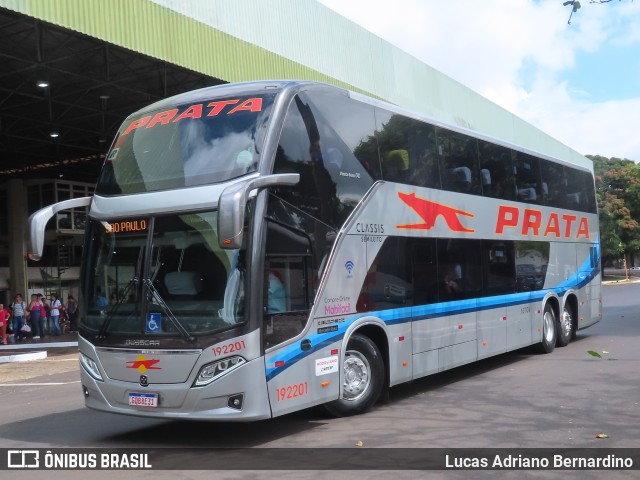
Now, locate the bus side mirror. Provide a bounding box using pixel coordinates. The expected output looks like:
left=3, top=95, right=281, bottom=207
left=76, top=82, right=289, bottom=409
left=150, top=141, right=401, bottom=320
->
left=218, top=174, right=300, bottom=249
left=27, top=196, right=92, bottom=261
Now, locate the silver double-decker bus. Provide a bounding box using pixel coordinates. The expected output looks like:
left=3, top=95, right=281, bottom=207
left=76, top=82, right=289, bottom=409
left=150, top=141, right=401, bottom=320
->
left=28, top=81, right=601, bottom=420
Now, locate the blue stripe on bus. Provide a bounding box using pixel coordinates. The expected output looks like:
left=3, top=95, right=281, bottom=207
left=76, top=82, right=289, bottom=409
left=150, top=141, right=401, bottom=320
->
left=265, top=247, right=600, bottom=381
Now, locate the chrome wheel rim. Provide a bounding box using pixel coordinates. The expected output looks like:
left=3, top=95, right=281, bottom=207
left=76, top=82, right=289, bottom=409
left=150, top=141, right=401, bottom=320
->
left=342, top=350, right=370, bottom=401
left=560, top=308, right=573, bottom=338
left=543, top=310, right=555, bottom=344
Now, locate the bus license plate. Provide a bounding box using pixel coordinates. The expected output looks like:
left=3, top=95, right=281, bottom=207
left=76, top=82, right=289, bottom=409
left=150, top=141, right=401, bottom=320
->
left=128, top=392, right=158, bottom=407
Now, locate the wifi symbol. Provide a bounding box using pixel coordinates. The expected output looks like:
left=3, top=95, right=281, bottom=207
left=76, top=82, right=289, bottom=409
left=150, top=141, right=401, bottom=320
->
left=345, top=260, right=355, bottom=276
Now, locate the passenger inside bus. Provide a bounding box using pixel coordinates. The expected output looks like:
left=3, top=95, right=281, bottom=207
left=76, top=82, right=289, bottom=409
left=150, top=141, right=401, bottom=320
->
left=266, top=270, right=286, bottom=314
left=382, top=149, right=410, bottom=181
left=443, top=263, right=462, bottom=294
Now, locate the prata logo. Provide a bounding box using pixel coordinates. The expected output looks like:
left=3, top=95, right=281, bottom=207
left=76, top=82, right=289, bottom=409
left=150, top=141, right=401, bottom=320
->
left=345, top=260, right=355, bottom=278
left=397, top=192, right=475, bottom=233
left=126, top=355, right=161, bottom=373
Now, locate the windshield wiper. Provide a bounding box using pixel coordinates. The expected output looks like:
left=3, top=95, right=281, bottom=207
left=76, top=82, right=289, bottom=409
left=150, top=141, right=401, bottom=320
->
left=96, top=277, right=138, bottom=340
left=97, top=243, right=146, bottom=340
left=143, top=278, right=196, bottom=343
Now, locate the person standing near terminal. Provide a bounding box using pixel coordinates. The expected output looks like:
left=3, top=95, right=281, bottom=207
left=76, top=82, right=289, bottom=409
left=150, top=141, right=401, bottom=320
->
left=27, top=293, right=42, bottom=340
left=48, top=293, right=62, bottom=336
left=0, top=303, right=10, bottom=345
left=10, top=293, right=26, bottom=342
left=65, top=295, right=77, bottom=332
left=39, top=294, right=49, bottom=336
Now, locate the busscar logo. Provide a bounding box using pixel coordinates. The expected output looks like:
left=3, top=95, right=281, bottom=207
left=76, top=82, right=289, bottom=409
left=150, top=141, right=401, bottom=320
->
left=397, top=192, right=475, bottom=233
left=126, top=355, right=161, bottom=373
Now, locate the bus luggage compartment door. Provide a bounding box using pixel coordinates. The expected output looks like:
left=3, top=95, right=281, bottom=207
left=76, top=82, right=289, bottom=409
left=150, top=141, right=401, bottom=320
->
left=265, top=337, right=340, bottom=417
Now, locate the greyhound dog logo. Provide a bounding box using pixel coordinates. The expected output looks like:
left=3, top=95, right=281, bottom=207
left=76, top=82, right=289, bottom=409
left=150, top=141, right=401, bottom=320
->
left=397, top=192, right=475, bottom=233
left=126, top=355, right=161, bottom=373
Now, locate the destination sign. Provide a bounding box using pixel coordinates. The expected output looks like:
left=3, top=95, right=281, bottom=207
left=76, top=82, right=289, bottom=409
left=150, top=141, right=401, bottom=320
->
left=104, top=220, right=148, bottom=234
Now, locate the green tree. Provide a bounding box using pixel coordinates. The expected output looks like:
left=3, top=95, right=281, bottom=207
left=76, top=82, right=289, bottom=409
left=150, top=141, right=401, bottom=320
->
left=589, top=155, right=640, bottom=265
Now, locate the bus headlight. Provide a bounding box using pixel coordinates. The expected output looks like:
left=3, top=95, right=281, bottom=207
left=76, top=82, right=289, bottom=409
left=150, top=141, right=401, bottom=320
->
left=80, top=352, right=104, bottom=381
left=193, top=356, right=246, bottom=387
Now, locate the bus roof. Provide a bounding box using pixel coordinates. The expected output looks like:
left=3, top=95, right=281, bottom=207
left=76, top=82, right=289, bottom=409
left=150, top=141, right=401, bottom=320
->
left=126, top=80, right=593, bottom=173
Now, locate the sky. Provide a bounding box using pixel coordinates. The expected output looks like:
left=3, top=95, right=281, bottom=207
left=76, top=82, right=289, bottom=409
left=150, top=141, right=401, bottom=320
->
left=318, top=0, right=640, bottom=161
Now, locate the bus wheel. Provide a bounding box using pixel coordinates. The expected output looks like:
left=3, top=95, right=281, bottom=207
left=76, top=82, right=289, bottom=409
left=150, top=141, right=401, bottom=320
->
left=324, top=333, right=384, bottom=417
left=557, top=304, right=575, bottom=347
left=538, top=303, right=557, bottom=354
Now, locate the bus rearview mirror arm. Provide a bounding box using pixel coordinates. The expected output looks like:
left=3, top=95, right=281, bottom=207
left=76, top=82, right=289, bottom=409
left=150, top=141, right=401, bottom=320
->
left=218, top=174, right=300, bottom=249
left=27, top=196, right=93, bottom=261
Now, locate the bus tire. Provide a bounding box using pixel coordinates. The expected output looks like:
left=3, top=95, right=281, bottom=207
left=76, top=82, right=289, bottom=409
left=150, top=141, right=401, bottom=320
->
left=538, top=303, right=557, bottom=354
left=324, top=333, right=384, bottom=417
left=557, top=303, right=575, bottom=347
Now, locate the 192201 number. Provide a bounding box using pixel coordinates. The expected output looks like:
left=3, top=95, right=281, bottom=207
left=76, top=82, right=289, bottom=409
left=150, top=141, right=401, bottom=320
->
left=276, top=382, right=308, bottom=402
left=212, top=340, right=246, bottom=357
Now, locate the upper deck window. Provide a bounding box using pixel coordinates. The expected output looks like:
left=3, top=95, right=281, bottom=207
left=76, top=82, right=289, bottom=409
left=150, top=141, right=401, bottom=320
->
left=273, top=91, right=379, bottom=229
left=96, top=94, right=276, bottom=195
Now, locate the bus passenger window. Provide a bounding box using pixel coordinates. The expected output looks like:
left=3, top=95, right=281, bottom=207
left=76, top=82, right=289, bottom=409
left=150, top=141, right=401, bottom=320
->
left=539, top=160, right=567, bottom=209
left=437, top=239, right=482, bottom=301
left=515, top=242, right=550, bottom=292
left=412, top=239, right=438, bottom=305
left=374, top=109, right=440, bottom=188
left=437, top=128, right=480, bottom=194
left=513, top=152, right=542, bottom=204
left=478, top=141, right=516, bottom=200
left=273, top=92, right=377, bottom=229
left=482, top=241, right=516, bottom=296
left=566, top=169, right=597, bottom=213
left=382, top=149, right=410, bottom=182
left=357, top=237, right=413, bottom=313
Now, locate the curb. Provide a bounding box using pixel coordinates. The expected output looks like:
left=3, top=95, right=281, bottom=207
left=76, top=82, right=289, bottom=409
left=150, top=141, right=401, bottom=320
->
left=0, top=341, right=78, bottom=363
left=0, top=350, right=48, bottom=363
left=1, top=341, right=78, bottom=351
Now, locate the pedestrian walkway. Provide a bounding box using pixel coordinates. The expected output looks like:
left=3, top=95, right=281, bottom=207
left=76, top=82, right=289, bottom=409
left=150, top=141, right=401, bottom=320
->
left=0, top=332, right=79, bottom=363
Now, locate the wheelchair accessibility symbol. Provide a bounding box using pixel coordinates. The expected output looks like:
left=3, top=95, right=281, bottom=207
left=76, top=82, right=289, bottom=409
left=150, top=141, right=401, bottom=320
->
left=146, top=313, right=161, bottom=333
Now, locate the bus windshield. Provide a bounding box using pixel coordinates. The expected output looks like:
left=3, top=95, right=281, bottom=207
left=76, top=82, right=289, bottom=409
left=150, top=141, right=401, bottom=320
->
left=81, top=210, right=246, bottom=337
left=96, top=94, right=276, bottom=195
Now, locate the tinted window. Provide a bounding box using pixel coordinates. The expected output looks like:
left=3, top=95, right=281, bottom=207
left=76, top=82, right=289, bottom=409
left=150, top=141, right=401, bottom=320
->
left=266, top=194, right=333, bottom=278
left=513, top=152, right=543, bottom=204
left=566, top=169, right=597, bottom=213
left=437, top=239, right=482, bottom=301
left=306, top=91, right=382, bottom=180
left=412, top=238, right=439, bottom=305
left=274, top=93, right=376, bottom=228
left=437, top=128, right=481, bottom=194
left=274, top=92, right=595, bottom=217
left=357, top=237, right=413, bottom=312
left=374, top=109, right=440, bottom=188
left=516, top=241, right=550, bottom=292
left=582, top=171, right=597, bottom=213
left=482, top=241, right=516, bottom=296
left=478, top=140, right=516, bottom=200
left=540, top=159, right=567, bottom=209
left=262, top=221, right=314, bottom=348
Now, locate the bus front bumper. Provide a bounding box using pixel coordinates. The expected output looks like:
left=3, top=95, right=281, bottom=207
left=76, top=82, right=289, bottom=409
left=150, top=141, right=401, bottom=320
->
left=80, top=356, right=272, bottom=422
